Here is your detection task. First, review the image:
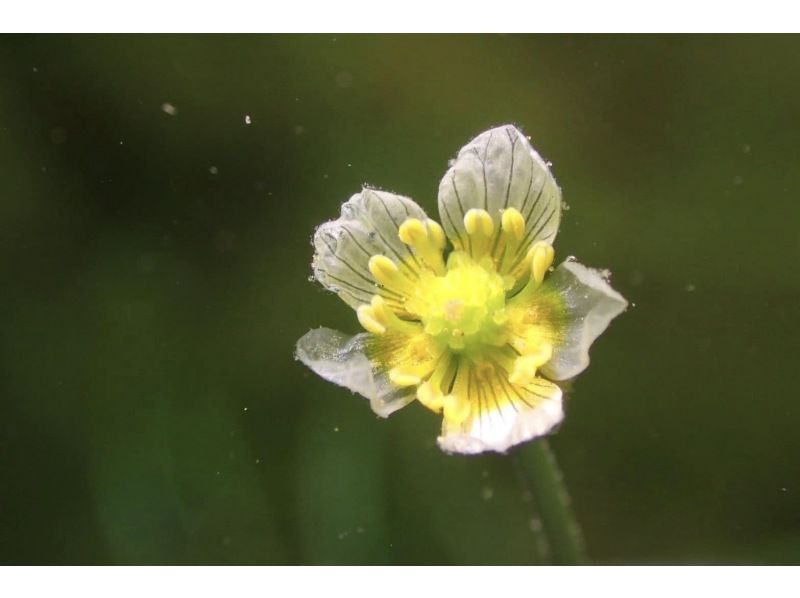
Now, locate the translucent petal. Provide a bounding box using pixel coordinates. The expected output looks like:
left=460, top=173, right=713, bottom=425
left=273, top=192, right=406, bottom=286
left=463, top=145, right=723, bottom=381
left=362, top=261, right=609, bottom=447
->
left=438, top=374, right=563, bottom=455
left=539, top=260, right=628, bottom=381
left=312, top=188, right=428, bottom=311
left=295, top=327, right=415, bottom=417
left=437, top=124, right=561, bottom=259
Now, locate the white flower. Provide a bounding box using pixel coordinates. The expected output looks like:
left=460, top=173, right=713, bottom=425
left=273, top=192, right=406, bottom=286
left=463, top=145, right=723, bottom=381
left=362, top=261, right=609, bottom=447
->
left=296, top=125, right=627, bottom=454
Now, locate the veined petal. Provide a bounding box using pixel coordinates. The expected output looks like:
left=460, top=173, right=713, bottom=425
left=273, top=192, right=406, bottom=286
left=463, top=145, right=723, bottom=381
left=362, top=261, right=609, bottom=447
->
left=312, top=188, right=428, bottom=312
left=437, top=125, right=561, bottom=268
left=437, top=367, right=563, bottom=455
left=539, top=260, right=628, bottom=381
left=295, top=327, right=416, bottom=417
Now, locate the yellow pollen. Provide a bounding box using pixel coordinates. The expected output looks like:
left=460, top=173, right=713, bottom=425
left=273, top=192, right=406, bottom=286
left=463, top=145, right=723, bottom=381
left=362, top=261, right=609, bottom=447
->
left=501, top=208, right=525, bottom=241
left=508, top=241, right=555, bottom=306
left=357, top=304, right=386, bottom=334
left=357, top=295, right=420, bottom=335
left=398, top=218, right=446, bottom=275
left=508, top=343, right=552, bottom=386
left=389, top=367, right=422, bottom=387
left=463, top=209, right=495, bottom=259
left=531, top=241, right=555, bottom=285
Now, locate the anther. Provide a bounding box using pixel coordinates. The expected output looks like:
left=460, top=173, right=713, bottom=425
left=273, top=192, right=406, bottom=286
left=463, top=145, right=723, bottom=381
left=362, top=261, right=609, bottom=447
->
left=417, top=381, right=444, bottom=411
left=463, top=209, right=495, bottom=260
left=498, top=208, right=527, bottom=274
left=426, top=219, right=446, bottom=250
left=389, top=367, right=422, bottom=387
left=508, top=344, right=552, bottom=386
left=464, top=208, right=494, bottom=237
left=508, top=240, right=555, bottom=304
left=357, top=304, right=386, bottom=334
left=501, top=208, right=525, bottom=241
left=398, top=218, right=446, bottom=275
left=531, top=241, right=555, bottom=285
left=415, top=355, right=454, bottom=412
left=368, top=254, right=415, bottom=293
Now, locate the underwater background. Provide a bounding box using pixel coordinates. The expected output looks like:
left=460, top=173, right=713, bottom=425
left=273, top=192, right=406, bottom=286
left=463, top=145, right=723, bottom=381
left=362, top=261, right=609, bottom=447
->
left=1, top=34, right=799, bottom=564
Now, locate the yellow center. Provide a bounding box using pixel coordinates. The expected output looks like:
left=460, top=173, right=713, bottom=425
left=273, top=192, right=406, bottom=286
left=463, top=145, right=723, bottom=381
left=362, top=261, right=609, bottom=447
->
left=414, top=252, right=508, bottom=354
left=358, top=208, right=563, bottom=425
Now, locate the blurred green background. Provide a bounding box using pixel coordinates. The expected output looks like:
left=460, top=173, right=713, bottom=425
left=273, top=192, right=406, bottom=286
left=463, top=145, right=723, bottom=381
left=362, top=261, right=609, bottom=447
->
left=1, top=34, right=799, bottom=564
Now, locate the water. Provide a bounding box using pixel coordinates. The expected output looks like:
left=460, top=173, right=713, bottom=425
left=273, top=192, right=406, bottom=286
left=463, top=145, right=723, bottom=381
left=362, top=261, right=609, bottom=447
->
left=1, top=34, right=799, bottom=565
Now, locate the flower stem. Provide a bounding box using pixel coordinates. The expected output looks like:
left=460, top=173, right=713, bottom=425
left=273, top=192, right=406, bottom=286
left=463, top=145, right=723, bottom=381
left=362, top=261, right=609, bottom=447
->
left=514, top=439, right=587, bottom=565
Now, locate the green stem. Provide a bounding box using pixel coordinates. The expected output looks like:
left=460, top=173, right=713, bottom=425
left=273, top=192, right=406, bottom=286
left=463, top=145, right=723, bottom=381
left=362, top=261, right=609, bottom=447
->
left=515, top=439, right=587, bottom=565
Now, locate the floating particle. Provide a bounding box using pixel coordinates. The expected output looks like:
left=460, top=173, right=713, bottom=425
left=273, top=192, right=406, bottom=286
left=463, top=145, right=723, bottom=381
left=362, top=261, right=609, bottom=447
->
left=245, top=115, right=252, bottom=125
left=209, top=166, right=219, bottom=175
left=161, top=103, right=178, bottom=116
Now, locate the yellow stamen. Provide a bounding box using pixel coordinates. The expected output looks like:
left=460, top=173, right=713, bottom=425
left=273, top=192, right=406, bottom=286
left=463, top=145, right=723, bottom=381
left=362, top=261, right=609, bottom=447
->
left=501, top=208, right=525, bottom=241
left=416, top=354, right=454, bottom=412
left=357, top=304, right=386, bottom=334
left=463, top=208, right=495, bottom=260
left=508, top=343, right=552, bottom=386
left=426, top=219, right=446, bottom=250
left=498, top=208, right=526, bottom=274
left=531, top=241, right=555, bottom=285
left=398, top=218, right=446, bottom=275
left=508, top=241, right=555, bottom=305
left=357, top=295, right=421, bottom=335
left=368, top=254, right=415, bottom=293
left=389, top=367, right=422, bottom=387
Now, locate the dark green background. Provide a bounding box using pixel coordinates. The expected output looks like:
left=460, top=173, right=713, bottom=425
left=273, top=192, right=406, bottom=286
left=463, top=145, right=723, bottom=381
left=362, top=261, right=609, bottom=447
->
left=2, top=35, right=799, bottom=564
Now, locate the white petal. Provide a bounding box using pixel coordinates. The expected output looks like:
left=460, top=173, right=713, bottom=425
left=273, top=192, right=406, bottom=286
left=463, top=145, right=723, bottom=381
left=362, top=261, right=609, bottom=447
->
left=437, top=124, right=561, bottom=254
left=540, top=260, right=628, bottom=381
left=295, top=327, right=415, bottom=417
left=312, top=188, right=429, bottom=310
left=437, top=379, right=564, bottom=455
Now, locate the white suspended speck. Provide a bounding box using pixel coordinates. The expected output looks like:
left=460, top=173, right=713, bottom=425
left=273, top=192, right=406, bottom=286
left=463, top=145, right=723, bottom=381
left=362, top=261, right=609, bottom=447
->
left=161, top=103, right=178, bottom=116
left=209, top=166, right=219, bottom=175
left=245, top=115, right=252, bottom=125
left=333, top=426, right=339, bottom=432
left=243, top=406, right=248, bottom=412
left=685, top=283, right=696, bottom=292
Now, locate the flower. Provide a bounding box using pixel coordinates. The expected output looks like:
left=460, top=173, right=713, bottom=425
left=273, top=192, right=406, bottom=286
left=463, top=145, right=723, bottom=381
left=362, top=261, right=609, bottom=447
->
left=296, top=125, right=627, bottom=454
